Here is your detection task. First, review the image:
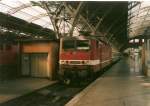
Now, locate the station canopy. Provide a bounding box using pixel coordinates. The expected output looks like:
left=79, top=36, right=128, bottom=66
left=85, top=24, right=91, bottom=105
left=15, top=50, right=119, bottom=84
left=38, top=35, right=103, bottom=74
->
left=128, top=1, right=150, bottom=38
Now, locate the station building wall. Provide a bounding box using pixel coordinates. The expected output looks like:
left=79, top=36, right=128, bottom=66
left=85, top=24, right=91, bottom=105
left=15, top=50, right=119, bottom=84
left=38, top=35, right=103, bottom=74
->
left=21, top=41, right=59, bottom=80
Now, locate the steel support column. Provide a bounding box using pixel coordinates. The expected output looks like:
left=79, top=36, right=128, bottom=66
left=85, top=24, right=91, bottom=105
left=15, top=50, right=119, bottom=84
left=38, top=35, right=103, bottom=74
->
left=144, top=39, right=150, bottom=76
left=42, top=2, right=60, bottom=39
left=65, top=3, right=98, bottom=35
left=141, top=26, right=150, bottom=76
left=69, top=2, right=85, bottom=36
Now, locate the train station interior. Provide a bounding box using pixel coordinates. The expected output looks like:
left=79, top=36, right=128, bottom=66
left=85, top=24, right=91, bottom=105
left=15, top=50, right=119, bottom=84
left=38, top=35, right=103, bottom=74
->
left=0, top=1, right=150, bottom=106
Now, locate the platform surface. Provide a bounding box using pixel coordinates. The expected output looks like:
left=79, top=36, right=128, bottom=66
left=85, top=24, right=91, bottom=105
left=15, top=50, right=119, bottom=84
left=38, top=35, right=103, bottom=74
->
left=0, top=78, right=55, bottom=104
left=66, top=57, right=150, bottom=106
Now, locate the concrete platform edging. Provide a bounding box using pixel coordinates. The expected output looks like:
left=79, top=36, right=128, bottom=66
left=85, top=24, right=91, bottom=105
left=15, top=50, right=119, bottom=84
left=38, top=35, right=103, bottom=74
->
left=65, top=78, right=102, bottom=106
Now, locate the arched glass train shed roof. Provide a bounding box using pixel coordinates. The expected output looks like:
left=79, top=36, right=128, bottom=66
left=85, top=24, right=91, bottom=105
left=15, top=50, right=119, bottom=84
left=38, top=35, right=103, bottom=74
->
left=0, top=1, right=131, bottom=51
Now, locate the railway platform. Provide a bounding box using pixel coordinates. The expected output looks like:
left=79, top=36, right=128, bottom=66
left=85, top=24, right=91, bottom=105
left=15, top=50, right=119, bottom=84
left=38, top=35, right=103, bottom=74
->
left=0, top=78, right=56, bottom=104
left=66, top=57, right=150, bottom=106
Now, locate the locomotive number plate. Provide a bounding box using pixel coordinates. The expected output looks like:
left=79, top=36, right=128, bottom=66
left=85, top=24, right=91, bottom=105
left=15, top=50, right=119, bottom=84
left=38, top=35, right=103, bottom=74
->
left=70, top=61, right=81, bottom=64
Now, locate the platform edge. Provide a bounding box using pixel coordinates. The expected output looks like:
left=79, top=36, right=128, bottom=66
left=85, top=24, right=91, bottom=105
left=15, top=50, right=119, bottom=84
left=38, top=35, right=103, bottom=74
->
left=65, top=78, right=101, bottom=106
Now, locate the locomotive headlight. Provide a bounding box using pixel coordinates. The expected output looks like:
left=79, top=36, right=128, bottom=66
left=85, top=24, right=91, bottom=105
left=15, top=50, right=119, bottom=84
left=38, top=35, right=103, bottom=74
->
left=60, top=60, right=63, bottom=64
left=82, top=61, right=85, bottom=64
left=60, top=60, right=66, bottom=64
left=60, top=60, right=69, bottom=64
left=66, top=61, right=69, bottom=64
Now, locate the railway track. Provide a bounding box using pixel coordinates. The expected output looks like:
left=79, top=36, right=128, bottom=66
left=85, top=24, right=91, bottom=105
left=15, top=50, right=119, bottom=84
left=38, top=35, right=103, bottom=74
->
left=0, top=82, right=90, bottom=106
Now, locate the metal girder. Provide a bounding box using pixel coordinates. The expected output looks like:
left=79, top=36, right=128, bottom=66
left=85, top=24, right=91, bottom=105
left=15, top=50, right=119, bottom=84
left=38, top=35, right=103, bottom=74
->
left=41, top=2, right=61, bottom=39
left=108, top=23, right=127, bottom=42
left=80, top=8, right=100, bottom=31
left=104, top=12, right=126, bottom=37
left=94, top=6, right=114, bottom=34
left=107, top=34, right=114, bottom=42
left=129, top=20, right=150, bottom=31
left=0, top=12, right=55, bottom=38
left=94, top=18, right=102, bottom=33
left=128, top=2, right=140, bottom=11
left=132, top=27, right=147, bottom=35
left=140, top=8, right=150, bottom=27
left=65, top=3, right=96, bottom=34
left=7, top=3, right=32, bottom=14
left=34, top=1, right=81, bottom=38
left=80, top=15, right=96, bottom=33
left=128, top=6, right=150, bottom=21
left=129, top=8, right=150, bottom=37
left=28, top=13, right=48, bottom=22
left=69, top=2, right=85, bottom=36
left=110, top=27, right=126, bottom=47
left=64, top=2, right=107, bottom=39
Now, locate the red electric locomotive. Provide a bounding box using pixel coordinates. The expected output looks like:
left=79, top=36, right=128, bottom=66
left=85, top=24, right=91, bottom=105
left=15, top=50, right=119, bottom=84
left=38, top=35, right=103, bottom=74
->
left=58, top=35, right=112, bottom=84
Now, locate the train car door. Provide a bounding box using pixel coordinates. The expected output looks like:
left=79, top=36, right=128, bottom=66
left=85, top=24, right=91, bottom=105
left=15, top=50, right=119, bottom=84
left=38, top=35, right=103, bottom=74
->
left=21, top=54, right=30, bottom=76
left=30, top=53, right=48, bottom=78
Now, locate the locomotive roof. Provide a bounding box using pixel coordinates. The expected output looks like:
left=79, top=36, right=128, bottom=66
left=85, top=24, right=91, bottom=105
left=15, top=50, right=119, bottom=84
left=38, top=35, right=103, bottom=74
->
left=61, top=36, right=109, bottom=45
left=61, top=36, right=87, bottom=40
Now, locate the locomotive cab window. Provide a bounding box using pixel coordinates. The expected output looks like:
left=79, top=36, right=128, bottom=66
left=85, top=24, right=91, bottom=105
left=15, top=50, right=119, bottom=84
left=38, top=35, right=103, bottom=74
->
left=63, top=40, right=75, bottom=50
left=76, top=40, right=90, bottom=50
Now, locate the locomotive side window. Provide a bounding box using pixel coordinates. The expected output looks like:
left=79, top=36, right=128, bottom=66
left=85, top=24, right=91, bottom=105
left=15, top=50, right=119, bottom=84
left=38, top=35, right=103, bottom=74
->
left=76, top=40, right=90, bottom=50
left=63, top=40, right=75, bottom=50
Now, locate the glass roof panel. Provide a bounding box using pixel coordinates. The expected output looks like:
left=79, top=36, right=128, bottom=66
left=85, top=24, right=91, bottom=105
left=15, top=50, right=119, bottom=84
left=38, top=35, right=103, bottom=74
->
left=0, top=3, right=11, bottom=13
left=32, top=6, right=47, bottom=13
left=32, top=19, right=48, bottom=26
left=140, top=1, right=150, bottom=8
left=128, top=1, right=150, bottom=38
left=21, top=7, right=42, bottom=16
left=32, top=17, right=53, bottom=30
left=40, top=17, right=50, bottom=21
left=0, top=0, right=54, bottom=31
left=44, top=23, right=54, bottom=30
left=12, top=11, right=32, bottom=20
left=131, top=5, right=140, bottom=13
left=18, top=0, right=30, bottom=4
left=1, top=0, right=22, bottom=8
